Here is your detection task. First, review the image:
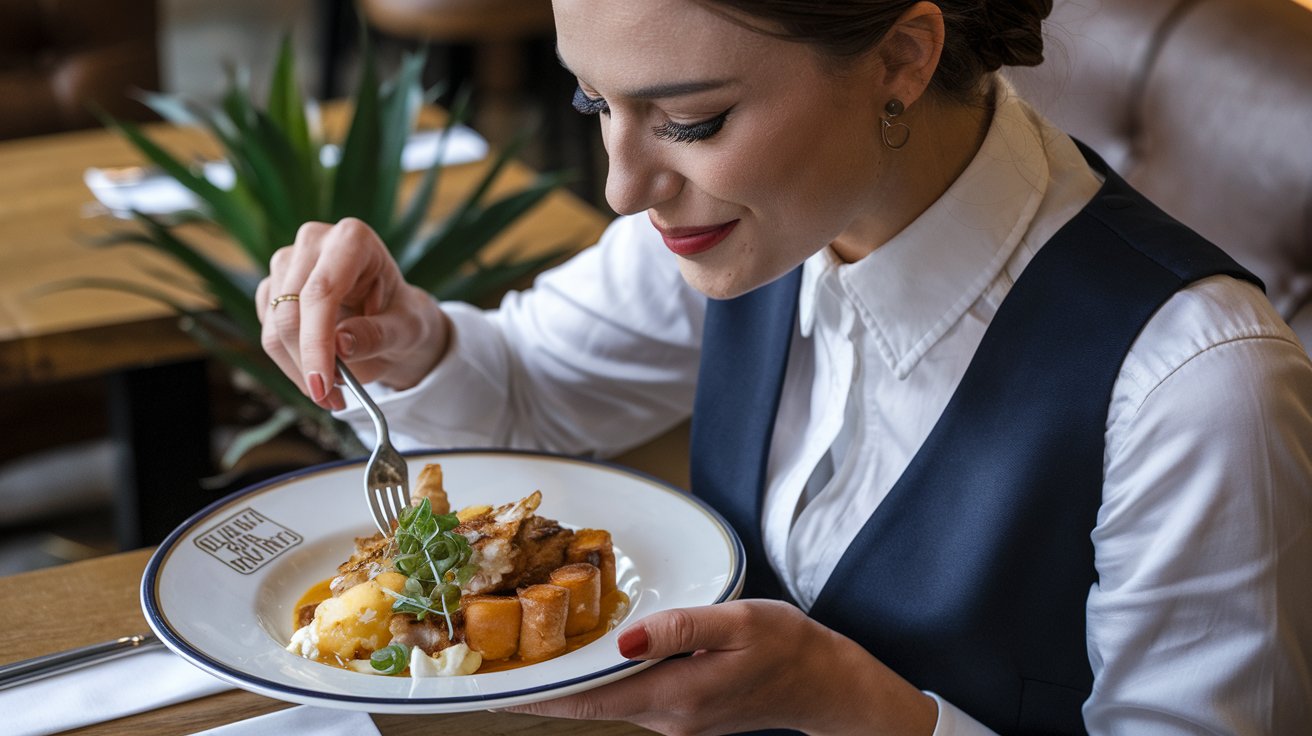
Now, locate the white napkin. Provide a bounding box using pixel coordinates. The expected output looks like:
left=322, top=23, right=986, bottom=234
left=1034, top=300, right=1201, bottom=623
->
left=188, top=705, right=381, bottom=736
left=85, top=125, right=489, bottom=218
left=4, top=648, right=233, bottom=736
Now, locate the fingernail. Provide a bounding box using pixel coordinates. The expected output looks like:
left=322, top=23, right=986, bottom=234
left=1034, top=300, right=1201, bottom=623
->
left=306, top=371, right=327, bottom=402
left=336, top=331, right=356, bottom=358
left=617, top=625, right=648, bottom=659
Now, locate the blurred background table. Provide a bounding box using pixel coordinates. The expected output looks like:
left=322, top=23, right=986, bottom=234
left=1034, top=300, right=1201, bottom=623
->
left=0, top=547, right=652, bottom=735
left=0, top=105, right=613, bottom=549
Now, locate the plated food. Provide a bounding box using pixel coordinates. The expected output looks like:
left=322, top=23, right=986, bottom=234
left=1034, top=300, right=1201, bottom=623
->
left=143, top=450, right=741, bottom=713
left=286, top=464, right=628, bottom=677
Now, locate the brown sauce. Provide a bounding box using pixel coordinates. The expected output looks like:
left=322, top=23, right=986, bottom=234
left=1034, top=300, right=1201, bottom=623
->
left=293, top=577, right=335, bottom=619
left=292, top=577, right=631, bottom=674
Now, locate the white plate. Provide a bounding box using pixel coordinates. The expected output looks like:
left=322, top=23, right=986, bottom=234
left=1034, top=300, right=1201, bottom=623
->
left=141, top=449, right=744, bottom=713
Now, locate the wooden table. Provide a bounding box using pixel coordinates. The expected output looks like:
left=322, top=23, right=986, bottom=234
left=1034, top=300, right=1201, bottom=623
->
left=0, top=108, right=612, bottom=547
left=0, top=548, right=653, bottom=735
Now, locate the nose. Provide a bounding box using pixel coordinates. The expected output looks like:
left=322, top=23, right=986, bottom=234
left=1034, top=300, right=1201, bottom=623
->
left=601, top=116, right=681, bottom=216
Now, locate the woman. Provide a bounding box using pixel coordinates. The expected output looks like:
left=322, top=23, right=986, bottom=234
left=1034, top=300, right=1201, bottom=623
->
left=257, top=1, right=1312, bottom=733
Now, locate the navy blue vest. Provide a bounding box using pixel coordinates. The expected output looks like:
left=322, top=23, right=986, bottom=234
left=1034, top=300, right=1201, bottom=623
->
left=689, top=145, right=1260, bottom=735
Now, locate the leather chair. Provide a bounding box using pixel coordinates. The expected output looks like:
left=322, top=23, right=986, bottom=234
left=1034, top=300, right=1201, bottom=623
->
left=357, top=0, right=553, bottom=41
left=0, top=0, right=159, bottom=141
left=1007, top=0, right=1312, bottom=351
left=624, top=0, right=1312, bottom=487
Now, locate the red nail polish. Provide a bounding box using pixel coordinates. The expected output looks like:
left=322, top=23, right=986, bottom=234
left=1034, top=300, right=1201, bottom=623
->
left=307, top=371, right=326, bottom=401
left=617, top=626, right=648, bottom=659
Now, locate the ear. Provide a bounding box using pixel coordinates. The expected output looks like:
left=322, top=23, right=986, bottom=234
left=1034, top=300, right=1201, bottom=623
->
left=875, top=1, right=945, bottom=109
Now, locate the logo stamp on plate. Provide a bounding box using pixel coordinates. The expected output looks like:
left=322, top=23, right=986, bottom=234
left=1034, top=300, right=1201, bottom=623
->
left=194, top=507, right=303, bottom=574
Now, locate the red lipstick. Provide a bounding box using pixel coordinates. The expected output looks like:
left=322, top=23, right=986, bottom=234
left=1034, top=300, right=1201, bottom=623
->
left=653, top=219, right=739, bottom=256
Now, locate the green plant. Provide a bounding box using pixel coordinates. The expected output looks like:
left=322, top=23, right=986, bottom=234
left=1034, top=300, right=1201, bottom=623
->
left=77, top=37, right=570, bottom=466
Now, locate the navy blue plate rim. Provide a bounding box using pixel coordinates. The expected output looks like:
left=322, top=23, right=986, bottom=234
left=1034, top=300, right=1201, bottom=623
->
left=140, top=447, right=745, bottom=706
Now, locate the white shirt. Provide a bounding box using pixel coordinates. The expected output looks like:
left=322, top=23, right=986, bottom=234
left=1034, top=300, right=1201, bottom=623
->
left=340, top=81, right=1312, bottom=734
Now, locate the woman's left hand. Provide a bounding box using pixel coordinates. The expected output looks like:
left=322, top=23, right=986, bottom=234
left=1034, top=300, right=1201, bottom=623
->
left=505, top=599, right=937, bottom=736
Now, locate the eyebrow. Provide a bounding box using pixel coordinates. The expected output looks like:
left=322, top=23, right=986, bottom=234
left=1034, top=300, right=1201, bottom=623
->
left=625, top=79, right=734, bottom=99
left=555, top=46, right=733, bottom=100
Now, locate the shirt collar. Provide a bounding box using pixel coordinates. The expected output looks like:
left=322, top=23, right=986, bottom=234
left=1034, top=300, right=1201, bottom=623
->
left=798, top=78, right=1051, bottom=378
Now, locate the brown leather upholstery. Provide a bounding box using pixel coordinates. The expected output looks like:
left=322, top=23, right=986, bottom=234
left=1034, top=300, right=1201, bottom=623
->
left=357, top=0, right=554, bottom=42
left=1008, top=0, right=1312, bottom=351
left=0, top=0, right=159, bottom=141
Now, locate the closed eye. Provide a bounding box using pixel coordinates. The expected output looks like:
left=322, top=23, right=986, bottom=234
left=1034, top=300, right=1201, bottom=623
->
left=652, top=109, right=731, bottom=144
left=572, top=85, right=731, bottom=144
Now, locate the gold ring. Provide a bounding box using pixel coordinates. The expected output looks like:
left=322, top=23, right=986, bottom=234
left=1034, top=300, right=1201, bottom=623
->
left=270, top=293, right=300, bottom=309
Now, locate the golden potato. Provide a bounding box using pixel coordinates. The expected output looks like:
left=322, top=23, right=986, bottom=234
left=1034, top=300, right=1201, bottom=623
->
left=312, top=571, right=407, bottom=661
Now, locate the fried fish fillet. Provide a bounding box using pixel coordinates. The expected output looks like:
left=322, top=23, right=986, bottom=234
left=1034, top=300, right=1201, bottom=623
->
left=333, top=488, right=574, bottom=600
left=329, top=463, right=448, bottom=597
left=331, top=531, right=391, bottom=596
left=389, top=611, right=454, bottom=655
left=457, top=491, right=574, bottom=595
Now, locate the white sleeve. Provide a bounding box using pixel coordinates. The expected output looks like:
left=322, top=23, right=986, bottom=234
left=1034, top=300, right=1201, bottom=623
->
left=926, top=692, right=1001, bottom=736
left=1085, top=277, right=1312, bottom=734
left=335, top=214, right=706, bottom=456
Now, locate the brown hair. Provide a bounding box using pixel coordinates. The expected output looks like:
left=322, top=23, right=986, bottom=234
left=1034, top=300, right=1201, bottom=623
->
left=698, top=0, right=1052, bottom=103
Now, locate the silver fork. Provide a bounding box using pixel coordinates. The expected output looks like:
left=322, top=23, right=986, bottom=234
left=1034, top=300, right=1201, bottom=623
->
left=335, top=358, right=411, bottom=535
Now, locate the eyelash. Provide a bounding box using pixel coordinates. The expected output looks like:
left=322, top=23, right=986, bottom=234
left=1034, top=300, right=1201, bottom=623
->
left=571, top=86, right=609, bottom=115
left=571, top=86, right=730, bottom=144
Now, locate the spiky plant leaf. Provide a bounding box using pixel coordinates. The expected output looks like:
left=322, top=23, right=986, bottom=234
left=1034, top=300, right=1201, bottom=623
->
left=220, top=406, right=301, bottom=471
left=373, top=51, right=427, bottom=235
left=104, top=116, right=266, bottom=260
left=330, top=35, right=382, bottom=223
left=98, top=35, right=572, bottom=462
left=403, top=172, right=570, bottom=292
left=385, top=86, right=473, bottom=254
left=267, top=35, right=314, bottom=170
left=130, top=213, right=263, bottom=339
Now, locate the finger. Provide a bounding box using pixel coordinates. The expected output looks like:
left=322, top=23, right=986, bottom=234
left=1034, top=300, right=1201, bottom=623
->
left=622, top=602, right=765, bottom=660
left=261, top=296, right=307, bottom=394
left=255, top=276, right=271, bottom=323
left=270, top=286, right=309, bottom=379
left=503, top=660, right=669, bottom=722
left=298, top=218, right=387, bottom=401
left=333, top=309, right=413, bottom=364
left=268, top=222, right=330, bottom=299
left=504, top=654, right=717, bottom=727
left=269, top=225, right=332, bottom=382
left=261, top=252, right=301, bottom=372
left=503, top=692, right=617, bottom=722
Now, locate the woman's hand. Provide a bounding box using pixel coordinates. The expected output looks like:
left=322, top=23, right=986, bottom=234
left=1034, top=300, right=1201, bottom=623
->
left=507, top=599, right=938, bottom=736
left=255, top=218, right=451, bottom=410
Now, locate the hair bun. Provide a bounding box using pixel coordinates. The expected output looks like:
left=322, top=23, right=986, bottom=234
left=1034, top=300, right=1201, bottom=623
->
left=976, top=0, right=1053, bottom=71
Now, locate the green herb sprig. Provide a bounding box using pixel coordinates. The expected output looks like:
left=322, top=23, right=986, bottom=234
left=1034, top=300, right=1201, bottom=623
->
left=370, top=643, right=410, bottom=675
left=385, top=499, right=477, bottom=639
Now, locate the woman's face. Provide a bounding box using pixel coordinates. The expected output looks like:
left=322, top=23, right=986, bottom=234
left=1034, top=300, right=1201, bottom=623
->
left=553, top=0, right=892, bottom=299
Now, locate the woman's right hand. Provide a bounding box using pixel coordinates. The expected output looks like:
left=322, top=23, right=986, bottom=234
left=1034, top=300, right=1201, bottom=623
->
left=255, top=218, right=452, bottom=411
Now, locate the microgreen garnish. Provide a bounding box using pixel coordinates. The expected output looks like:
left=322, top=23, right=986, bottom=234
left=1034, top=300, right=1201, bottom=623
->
left=388, top=498, right=474, bottom=638
left=370, top=643, right=410, bottom=675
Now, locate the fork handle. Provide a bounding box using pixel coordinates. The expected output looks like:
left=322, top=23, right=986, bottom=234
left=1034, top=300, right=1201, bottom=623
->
left=335, top=358, right=391, bottom=445
left=0, top=633, right=164, bottom=691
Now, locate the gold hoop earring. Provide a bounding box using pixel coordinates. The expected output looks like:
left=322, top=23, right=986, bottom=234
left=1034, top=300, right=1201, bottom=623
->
left=881, top=98, right=910, bottom=150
